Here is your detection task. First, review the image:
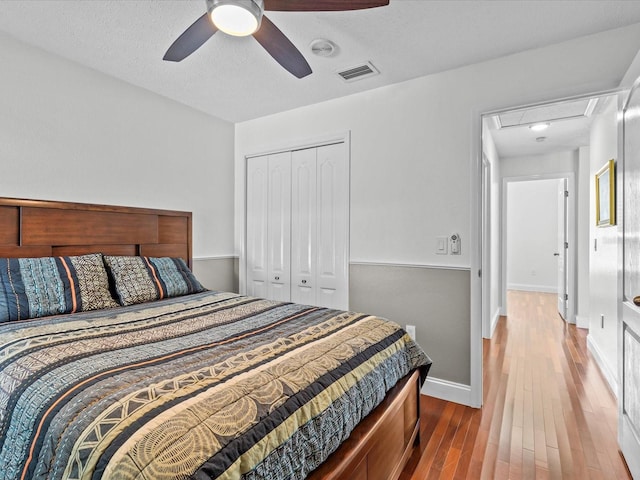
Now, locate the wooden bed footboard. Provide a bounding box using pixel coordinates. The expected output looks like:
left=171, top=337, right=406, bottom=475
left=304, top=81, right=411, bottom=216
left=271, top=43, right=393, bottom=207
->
left=308, top=369, right=422, bottom=480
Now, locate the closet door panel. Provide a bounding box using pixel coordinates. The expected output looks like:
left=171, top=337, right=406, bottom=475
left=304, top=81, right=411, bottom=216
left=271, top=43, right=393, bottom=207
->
left=246, top=157, right=269, bottom=298
left=267, top=152, right=292, bottom=302
left=291, top=148, right=317, bottom=306
left=316, top=143, right=349, bottom=310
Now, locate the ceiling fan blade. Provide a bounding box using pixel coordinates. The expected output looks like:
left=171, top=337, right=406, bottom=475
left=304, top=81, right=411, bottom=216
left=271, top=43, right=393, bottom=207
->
left=253, top=15, right=312, bottom=78
left=163, top=13, right=218, bottom=62
left=264, top=0, right=389, bottom=11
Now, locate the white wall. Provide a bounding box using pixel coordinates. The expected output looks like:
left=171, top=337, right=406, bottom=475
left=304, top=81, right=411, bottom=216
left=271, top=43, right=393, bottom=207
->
left=0, top=32, right=236, bottom=259
left=506, top=179, right=560, bottom=293
left=501, top=150, right=578, bottom=178
left=577, top=146, right=592, bottom=329
left=236, top=24, right=640, bottom=267
left=235, top=24, right=640, bottom=393
left=588, top=98, right=619, bottom=392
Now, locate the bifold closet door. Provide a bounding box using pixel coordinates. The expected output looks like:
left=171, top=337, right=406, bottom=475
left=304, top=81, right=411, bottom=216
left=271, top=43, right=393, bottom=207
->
left=291, top=143, right=348, bottom=310
left=246, top=152, right=291, bottom=301
left=246, top=157, right=268, bottom=298
left=266, top=152, right=291, bottom=301
left=316, top=143, right=348, bottom=310
left=290, top=148, right=317, bottom=305
left=247, top=143, right=348, bottom=309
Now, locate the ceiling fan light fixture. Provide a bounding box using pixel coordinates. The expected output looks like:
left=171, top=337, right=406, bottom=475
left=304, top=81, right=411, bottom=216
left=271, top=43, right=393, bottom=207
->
left=208, top=0, right=263, bottom=37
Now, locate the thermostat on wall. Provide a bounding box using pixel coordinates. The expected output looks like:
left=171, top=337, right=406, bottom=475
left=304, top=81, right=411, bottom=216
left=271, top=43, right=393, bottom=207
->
left=450, top=234, right=461, bottom=255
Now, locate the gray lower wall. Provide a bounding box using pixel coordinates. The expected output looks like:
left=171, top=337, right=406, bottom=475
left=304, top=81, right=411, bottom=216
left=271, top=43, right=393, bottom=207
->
left=349, top=263, right=470, bottom=385
left=193, top=257, right=239, bottom=293
left=193, top=259, right=469, bottom=385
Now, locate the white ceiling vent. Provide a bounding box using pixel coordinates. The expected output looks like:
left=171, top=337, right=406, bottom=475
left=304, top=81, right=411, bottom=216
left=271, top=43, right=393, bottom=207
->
left=337, top=62, right=379, bottom=82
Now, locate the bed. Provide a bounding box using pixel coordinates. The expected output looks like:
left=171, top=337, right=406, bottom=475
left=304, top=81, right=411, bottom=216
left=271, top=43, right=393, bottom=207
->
left=0, top=197, right=431, bottom=480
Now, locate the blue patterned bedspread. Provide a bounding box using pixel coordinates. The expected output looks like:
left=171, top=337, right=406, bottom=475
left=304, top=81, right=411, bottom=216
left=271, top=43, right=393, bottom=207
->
left=0, top=291, right=430, bottom=480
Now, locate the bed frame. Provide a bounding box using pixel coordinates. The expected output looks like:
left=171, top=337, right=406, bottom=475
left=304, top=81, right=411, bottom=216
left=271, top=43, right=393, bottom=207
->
left=0, top=196, right=421, bottom=480
left=0, top=197, right=192, bottom=268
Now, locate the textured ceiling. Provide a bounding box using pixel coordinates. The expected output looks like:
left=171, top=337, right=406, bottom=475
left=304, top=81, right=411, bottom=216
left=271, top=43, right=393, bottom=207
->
left=1, top=1, right=640, bottom=122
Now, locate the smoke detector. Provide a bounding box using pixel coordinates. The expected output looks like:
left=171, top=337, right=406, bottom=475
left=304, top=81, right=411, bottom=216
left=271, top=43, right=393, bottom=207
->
left=310, top=39, right=338, bottom=57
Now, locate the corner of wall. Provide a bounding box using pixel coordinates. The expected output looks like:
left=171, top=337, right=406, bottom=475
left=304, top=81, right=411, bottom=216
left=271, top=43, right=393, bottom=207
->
left=575, top=315, right=590, bottom=329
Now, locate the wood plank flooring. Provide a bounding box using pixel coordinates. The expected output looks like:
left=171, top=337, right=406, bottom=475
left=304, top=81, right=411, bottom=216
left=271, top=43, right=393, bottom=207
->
left=399, top=290, right=631, bottom=480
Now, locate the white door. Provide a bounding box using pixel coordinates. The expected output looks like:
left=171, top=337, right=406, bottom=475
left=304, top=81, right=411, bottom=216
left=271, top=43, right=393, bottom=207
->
left=246, top=158, right=269, bottom=298
left=315, top=143, right=349, bottom=310
left=290, top=143, right=349, bottom=310
left=291, top=148, right=317, bottom=306
left=557, top=178, right=568, bottom=320
left=620, top=81, right=640, bottom=478
left=245, top=141, right=349, bottom=309
left=267, top=152, right=292, bottom=302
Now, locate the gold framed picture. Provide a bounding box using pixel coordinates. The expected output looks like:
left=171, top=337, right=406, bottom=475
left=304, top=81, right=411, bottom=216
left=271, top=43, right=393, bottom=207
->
left=595, top=159, right=615, bottom=227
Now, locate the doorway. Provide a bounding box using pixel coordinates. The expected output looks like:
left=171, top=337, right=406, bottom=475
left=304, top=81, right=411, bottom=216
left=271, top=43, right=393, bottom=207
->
left=480, top=93, right=615, bottom=340
left=502, top=175, right=574, bottom=320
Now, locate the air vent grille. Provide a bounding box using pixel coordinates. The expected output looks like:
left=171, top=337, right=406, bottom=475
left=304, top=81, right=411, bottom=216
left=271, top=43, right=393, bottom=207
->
left=337, top=62, right=379, bottom=82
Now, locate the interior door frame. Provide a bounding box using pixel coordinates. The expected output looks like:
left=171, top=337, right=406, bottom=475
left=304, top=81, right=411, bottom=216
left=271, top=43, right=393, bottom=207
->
left=618, top=77, right=640, bottom=479
left=481, top=154, right=491, bottom=338
left=557, top=177, right=569, bottom=321
left=239, top=131, right=351, bottom=300
left=473, top=90, right=621, bottom=409
left=501, top=174, right=575, bottom=323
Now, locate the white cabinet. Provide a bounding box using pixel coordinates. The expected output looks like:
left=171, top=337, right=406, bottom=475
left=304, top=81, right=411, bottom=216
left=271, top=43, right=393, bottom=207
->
left=246, top=143, right=348, bottom=309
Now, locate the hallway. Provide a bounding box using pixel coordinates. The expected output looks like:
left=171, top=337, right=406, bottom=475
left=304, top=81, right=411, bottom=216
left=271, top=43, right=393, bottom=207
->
left=401, top=290, right=630, bottom=479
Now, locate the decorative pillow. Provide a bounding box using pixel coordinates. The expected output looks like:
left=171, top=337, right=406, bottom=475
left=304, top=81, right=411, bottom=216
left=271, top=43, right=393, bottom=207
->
left=103, top=256, right=205, bottom=306
left=66, top=253, right=120, bottom=311
left=0, top=254, right=118, bottom=323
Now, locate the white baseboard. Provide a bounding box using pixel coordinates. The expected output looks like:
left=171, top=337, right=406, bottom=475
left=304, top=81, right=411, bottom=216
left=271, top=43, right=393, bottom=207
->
left=575, top=315, right=589, bottom=329
left=507, top=283, right=557, bottom=294
left=586, top=334, right=618, bottom=398
left=422, top=376, right=473, bottom=407
left=490, top=308, right=501, bottom=338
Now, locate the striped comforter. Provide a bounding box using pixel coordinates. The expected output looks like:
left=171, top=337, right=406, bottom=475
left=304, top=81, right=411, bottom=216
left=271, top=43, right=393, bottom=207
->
left=0, top=291, right=430, bottom=480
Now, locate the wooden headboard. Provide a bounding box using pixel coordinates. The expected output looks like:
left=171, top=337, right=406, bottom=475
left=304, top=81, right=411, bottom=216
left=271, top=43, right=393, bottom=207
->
left=0, top=198, right=193, bottom=268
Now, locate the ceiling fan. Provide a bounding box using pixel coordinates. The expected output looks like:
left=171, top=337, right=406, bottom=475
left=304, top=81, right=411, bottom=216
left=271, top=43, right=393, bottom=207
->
left=163, top=0, right=390, bottom=78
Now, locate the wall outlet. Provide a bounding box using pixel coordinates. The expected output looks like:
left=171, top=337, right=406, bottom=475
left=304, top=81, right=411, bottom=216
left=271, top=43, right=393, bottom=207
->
left=406, top=324, right=416, bottom=341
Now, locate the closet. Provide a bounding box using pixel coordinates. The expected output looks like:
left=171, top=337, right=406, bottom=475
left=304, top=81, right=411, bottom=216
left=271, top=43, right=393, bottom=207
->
left=246, top=142, right=349, bottom=310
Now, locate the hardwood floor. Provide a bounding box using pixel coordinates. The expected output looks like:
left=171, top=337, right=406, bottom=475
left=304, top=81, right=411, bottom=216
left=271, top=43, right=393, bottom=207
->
left=399, top=290, right=631, bottom=480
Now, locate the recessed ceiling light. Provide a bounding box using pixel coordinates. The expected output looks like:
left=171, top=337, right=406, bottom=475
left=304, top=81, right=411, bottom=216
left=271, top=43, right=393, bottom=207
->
left=529, top=122, right=550, bottom=132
